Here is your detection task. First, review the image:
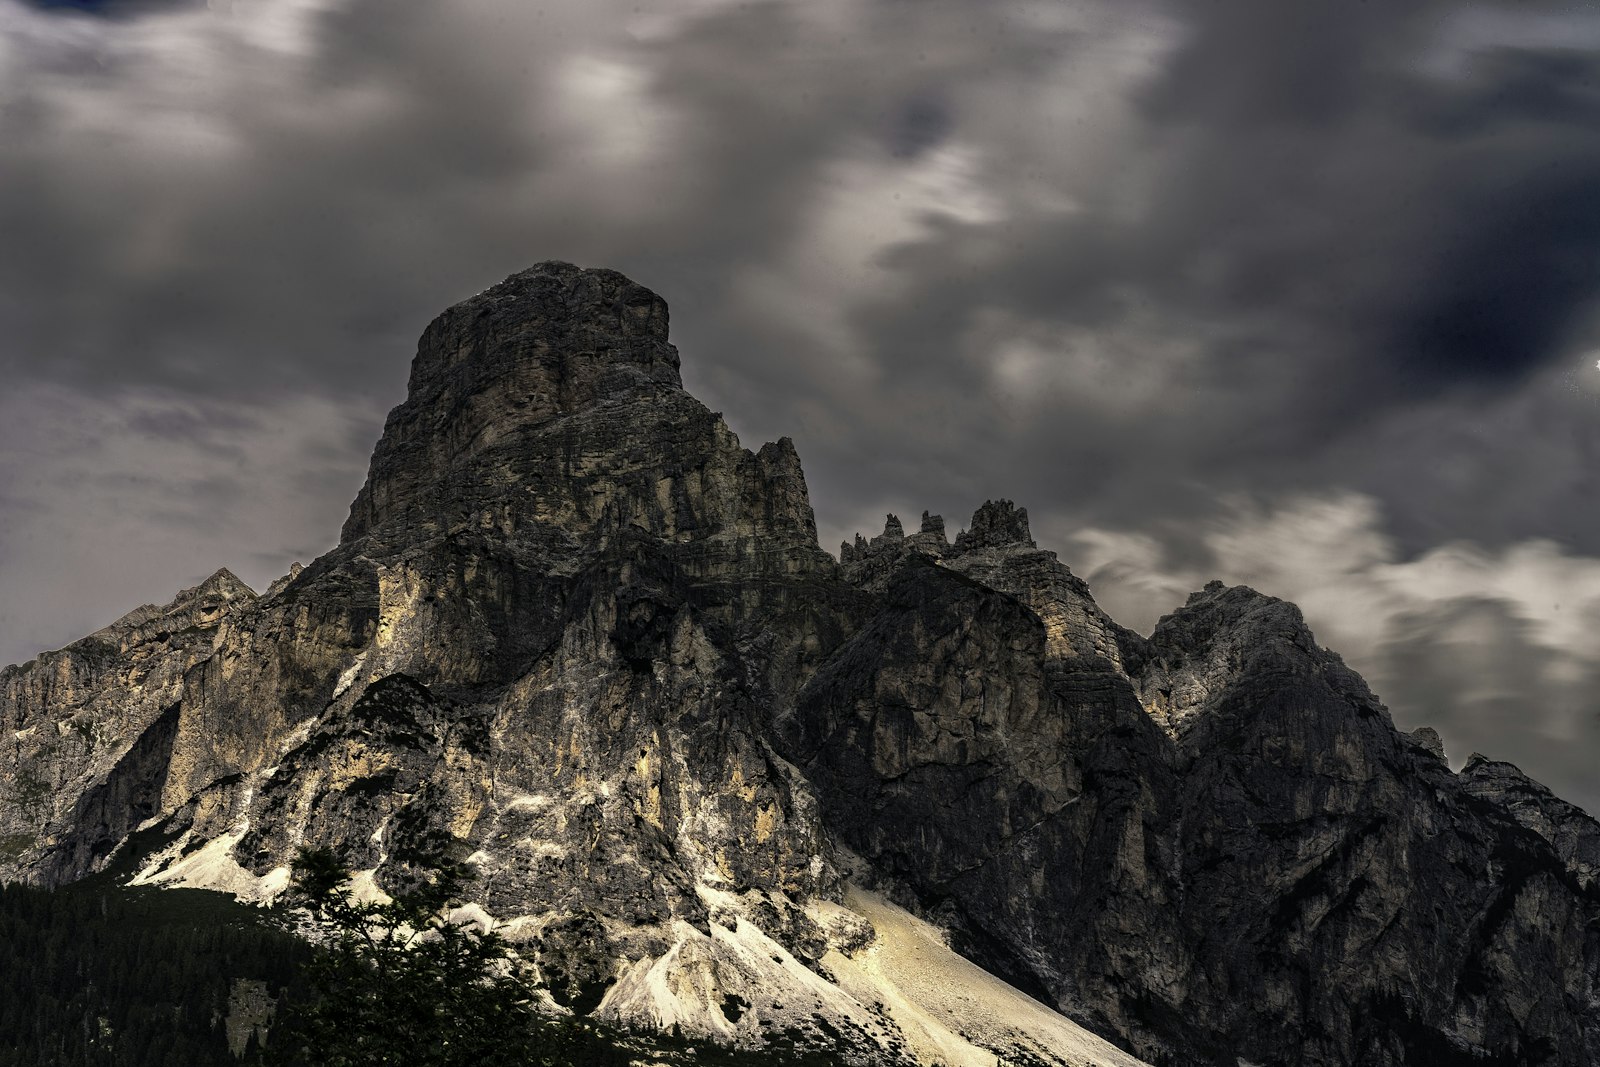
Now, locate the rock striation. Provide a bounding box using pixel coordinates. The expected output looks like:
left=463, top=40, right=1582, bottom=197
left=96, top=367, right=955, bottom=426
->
left=3, top=262, right=1598, bottom=1067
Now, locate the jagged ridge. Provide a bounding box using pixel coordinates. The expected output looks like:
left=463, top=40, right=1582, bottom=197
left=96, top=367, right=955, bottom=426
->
left=3, top=262, right=1597, bottom=1067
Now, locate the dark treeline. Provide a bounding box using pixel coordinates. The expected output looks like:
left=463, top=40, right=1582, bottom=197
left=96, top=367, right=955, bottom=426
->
left=0, top=881, right=309, bottom=1067
left=0, top=875, right=859, bottom=1067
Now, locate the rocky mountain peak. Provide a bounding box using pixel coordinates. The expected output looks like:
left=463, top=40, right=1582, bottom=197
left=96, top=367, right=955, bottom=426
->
left=187, top=567, right=256, bottom=604
left=340, top=262, right=684, bottom=547
left=1409, top=724, right=1447, bottom=761
left=839, top=510, right=955, bottom=587
left=1459, top=754, right=1600, bottom=890
left=1133, top=581, right=1386, bottom=743
left=1162, top=581, right=1305, bottom=644
left=940, top=499, right=1030, bottom=556
left=408, top=259, right=677, bottom=394
left=952, top=498, right=1035, bottom=553
left=338, top=264, right=826, bottom=577
left=842, top=499, right=1040, bottom=572
left=77, top=568, right=257, bottom=653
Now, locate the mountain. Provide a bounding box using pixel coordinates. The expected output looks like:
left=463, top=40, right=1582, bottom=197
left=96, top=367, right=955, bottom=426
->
left=3, top=261, right=1596, bottom=1067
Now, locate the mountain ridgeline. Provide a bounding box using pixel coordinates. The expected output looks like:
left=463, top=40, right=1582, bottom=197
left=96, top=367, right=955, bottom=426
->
left=3, top=262, right=1596, bottom=1067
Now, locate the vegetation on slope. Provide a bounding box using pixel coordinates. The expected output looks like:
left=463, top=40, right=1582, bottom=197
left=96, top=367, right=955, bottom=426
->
left=0, top=850, right=864, bottom=1067
left=0, top=880, right=308, bottom=1066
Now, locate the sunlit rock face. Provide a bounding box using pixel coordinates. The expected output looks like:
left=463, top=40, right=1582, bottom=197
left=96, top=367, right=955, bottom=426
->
left=3, top=263, right=1598, bottom=1067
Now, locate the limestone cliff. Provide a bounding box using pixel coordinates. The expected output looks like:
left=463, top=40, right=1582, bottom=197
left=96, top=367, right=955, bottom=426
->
left=2, top=262, right=1596, bottom=1067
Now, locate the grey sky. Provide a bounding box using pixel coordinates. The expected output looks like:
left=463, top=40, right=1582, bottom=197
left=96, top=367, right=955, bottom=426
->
left=3, top=0, right=1598, bottom=811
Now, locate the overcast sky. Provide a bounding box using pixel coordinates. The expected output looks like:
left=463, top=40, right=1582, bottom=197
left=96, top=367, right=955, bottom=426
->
left=3, top=0, right=1599, bottom=812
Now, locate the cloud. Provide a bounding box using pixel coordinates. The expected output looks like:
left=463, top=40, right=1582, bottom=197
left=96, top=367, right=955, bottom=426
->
left=0, top=383, right=377, bottom=669
left=7, top=0, right=1593, bottom=541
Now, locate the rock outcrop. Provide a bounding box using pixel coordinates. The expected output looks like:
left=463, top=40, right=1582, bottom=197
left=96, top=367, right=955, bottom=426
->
left=1460, top=754, right=1600, bottom=892
left=1124, top=582, right=1599, bottom=1064
left=3, top=262, right=1597, bottom=1067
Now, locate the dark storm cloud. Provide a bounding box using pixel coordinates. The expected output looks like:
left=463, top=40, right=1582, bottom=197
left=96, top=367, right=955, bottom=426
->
left=588, top=0, right=1088, bottom=511
left=1323, top=367, right=1600, bottom=556
left=0, top=0, right=580, bottom=404
left=1386, top=138, right=1600, bottom=389
left=1414, top=46, right=1600, bottom=131
left=631, top=2, right=1064, bottom=270
left=766, top=1, right=1600, bottom=558
left=3, top=0, right=1597, bottom=508
left=1134, top=1, right=1600, bottom=401
left=22, top=0, right=194, bottom=15
left=0, top=0, right=1036, bottom=409
left=623, top=0, right=1600, bottom=588
left=1140, top=0, right=1424, bottom=127
left=884, top=91, right=954, bottom=160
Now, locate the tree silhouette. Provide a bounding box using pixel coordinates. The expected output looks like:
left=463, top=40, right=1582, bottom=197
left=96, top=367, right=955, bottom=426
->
left=274, top=847, right=622, bottom=1067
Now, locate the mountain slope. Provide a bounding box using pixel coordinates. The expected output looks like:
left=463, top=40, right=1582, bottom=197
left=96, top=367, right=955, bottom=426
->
left=3, top=262, right=1596, bottom=1066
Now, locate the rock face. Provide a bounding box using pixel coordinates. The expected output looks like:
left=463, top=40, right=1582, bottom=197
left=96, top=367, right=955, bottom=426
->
left=1121, top=584, right=1600, bottom=1063
left=3, top=262, right=1598, bottom=1067
left=1459, top=754, right=1600, bottom=893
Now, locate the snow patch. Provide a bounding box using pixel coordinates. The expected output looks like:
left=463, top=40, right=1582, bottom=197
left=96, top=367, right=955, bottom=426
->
left=598, top=909, right=901, bottom=1059
left=275, top=718, right=318, bottom=761
left=258, top=865, right=291, bottom=899
left=332, top=652, right=368, bottom=699
left=344, top=867, right=392, bottom=905
left=694, top=882, right=741, bottom=913
left=496, top=911, right=563, bottom=940
left=824, top=885, right=1151, bottom=1067
left=596, top=879, right=1147, bottom=1065
left=129, top=830, right=286, bottom=903
left=115, top=840, right=1145, bottom=1066
left=446, top=902, right=496, bottom=933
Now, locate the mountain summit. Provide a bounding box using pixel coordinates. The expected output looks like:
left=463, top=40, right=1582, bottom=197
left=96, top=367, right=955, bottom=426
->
left=3, top=263, right=1597, bottom=1066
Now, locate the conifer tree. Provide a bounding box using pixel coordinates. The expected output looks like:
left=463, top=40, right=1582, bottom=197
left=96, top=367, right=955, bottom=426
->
left=274, top=847, right=624, bottom=1067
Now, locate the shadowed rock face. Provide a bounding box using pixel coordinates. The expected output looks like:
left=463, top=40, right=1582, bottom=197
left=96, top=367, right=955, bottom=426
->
left=1121, top=583, right=1600, bottom=1065
left=3, top=262, right=1598, bottom=1067
left=785, top=555, right=1186, bottom=1035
